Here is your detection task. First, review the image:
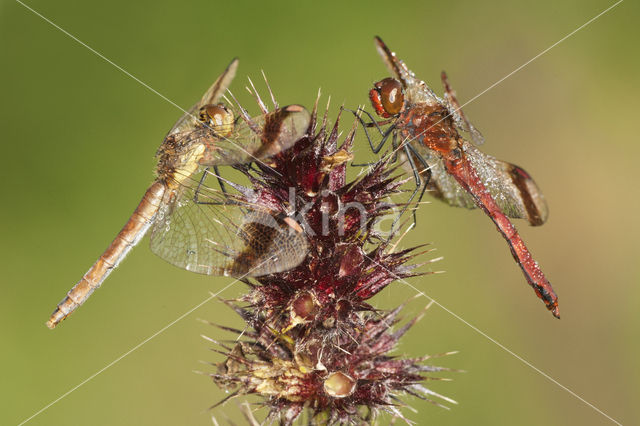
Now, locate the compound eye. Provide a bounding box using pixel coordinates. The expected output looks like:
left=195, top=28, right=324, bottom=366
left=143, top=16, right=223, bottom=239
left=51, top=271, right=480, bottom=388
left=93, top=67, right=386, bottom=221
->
left=375, top=78, right=404, bottom=116
left=198, top=104, right=234, bottom=136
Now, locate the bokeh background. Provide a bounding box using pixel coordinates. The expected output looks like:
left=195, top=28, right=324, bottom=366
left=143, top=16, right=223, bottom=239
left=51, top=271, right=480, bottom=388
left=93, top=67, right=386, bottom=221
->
left=1, top=0, right=638, bottom=425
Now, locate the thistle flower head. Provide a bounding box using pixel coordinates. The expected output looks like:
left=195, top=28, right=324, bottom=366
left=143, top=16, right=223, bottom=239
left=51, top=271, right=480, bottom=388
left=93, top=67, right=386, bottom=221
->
left=203, top=92, right=455, bottom=424
left=208, top=299, right=455, bottom=425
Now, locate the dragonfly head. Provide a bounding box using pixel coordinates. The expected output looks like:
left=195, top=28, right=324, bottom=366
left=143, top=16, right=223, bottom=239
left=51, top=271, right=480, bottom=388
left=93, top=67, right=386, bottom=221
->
left=198, top=104, right=235, bottom=137
left=369, top=77, right=404, bottom=118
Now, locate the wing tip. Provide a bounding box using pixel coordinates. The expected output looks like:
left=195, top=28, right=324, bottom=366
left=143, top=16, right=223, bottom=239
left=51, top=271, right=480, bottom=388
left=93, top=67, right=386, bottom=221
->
left=228, top=57, right=240, bottom=70
left=373, top=35, right=391, bottom=59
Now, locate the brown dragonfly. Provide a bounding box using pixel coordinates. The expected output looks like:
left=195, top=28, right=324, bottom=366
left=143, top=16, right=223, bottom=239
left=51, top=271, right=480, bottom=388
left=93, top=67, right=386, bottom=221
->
left=362, top=37, right=559, bottom=318
left=47, top=59, right=310, bottom=329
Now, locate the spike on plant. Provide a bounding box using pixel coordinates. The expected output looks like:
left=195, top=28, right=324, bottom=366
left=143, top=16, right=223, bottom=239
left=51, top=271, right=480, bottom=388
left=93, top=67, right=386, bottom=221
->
left=203, top=91, right=456, bottom=424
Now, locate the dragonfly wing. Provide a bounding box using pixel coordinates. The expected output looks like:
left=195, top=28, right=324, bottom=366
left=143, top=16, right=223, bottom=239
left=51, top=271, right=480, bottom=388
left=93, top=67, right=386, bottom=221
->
left=198, top=104, right=311, bottom=166
left=373, top=36, right=440, bottom=106
left=462, top=141, right=549, bottom=226
left=199, top=58, right=239, bottom=106
left=149, top=170, right=308, bottom=277
left=230, top=210, right=310, bottom=276
left=406, top=147, right=477, bottom=209
left=165, top=58, right=240, bottom=139
left=407, top=141, right=548, bottom=225
left=440, top=71, right=485, bottom=146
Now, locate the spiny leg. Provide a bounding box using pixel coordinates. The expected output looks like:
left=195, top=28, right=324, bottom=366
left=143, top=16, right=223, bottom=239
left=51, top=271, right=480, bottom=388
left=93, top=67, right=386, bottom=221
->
left=405, top=142, right=431, bottom=203
left=213, top=166, right=227, bottom=195
left=193, top=166, right=230, bottom=205
left=347, top=107, right=396, bottom=153
left=342, top=107, right=396, bottom=166
left=193, top=167, right=210, bottom=204
left=389, top=129, right=400, bottom=164
left=387, top=143, right=424, bottom=232
left=390, top=142, right=431, bottom=232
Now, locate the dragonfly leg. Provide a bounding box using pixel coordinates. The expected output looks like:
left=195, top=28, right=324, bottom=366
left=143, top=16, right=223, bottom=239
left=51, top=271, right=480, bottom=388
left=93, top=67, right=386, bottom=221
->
left=342, top=107, right=396, bottom=166
left=193, top=166, right=229, bottom=205
left=193, top=167, right=209, bottom=204
left=390, top=131, right=400, bottom=164
left=391, top=143, right=431, bottom=229
left=347, top=107, right=395, bottom=153
left=405, top=142, right=431, bottom=195
left=213, top=165, right=227, bottom=195
left=383, top=143, right=420, bottom=235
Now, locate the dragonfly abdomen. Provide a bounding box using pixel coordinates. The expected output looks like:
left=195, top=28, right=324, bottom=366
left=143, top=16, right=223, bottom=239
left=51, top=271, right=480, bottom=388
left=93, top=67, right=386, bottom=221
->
left=446, top=156, right=559, bottom=317
left=46, top=181, right=166, bottom=329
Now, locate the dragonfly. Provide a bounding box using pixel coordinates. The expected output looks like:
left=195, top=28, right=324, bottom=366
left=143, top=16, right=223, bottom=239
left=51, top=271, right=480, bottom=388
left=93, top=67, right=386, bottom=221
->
left=47, top=59, right=311, bottom=329
left=361, top=37, right=559, bottom=318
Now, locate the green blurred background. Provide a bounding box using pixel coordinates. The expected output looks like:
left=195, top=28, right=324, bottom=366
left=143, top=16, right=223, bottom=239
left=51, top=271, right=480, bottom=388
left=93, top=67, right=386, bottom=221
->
left=1, top=0, right=638, bottom=424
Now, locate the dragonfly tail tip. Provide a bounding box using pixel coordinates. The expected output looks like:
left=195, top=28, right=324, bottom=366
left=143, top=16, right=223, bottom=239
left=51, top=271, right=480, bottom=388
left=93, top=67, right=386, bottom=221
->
left=46, top=309, right=65, bottom=329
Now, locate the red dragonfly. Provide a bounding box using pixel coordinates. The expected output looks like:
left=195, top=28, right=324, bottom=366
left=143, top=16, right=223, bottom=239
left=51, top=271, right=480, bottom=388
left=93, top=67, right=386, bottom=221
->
left=47, top=59, right=310, bottom=329
left=365, top=37, right=559, bottom=318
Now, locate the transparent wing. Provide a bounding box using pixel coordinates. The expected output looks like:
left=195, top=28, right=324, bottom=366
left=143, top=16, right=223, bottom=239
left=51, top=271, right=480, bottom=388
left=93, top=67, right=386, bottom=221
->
left=440, top=71, right=485, bottom=146
left=165, top=58, right=240, bottom=138
left=374, top=36, right=440, bottom=106
left=407, top=146, right=477, bottom=210
left=149, top=170, right=308, bottom=277
left=172, top=104, right=311, bottom=167
left=409, top=141, right=548, bottom=226
left=463, top=141, right=548, bottom=226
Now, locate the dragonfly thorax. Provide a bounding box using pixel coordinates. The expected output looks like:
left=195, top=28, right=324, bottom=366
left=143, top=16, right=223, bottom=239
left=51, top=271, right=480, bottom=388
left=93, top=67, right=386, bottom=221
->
left=399, top=103, right=460, bottom=154
left=198, top=104, right=234, bottom=137
left=155, top=134, right=206, bottom=188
